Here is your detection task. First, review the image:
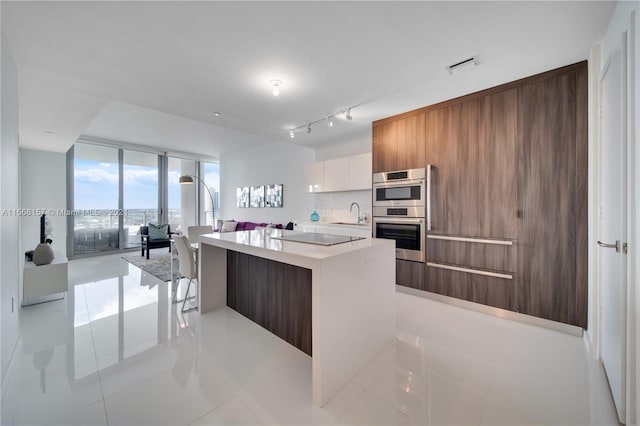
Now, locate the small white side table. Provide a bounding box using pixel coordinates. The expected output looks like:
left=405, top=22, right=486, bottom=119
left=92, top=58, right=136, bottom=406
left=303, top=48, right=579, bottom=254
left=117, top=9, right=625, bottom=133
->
left=23, top=256, right=68, bottom=306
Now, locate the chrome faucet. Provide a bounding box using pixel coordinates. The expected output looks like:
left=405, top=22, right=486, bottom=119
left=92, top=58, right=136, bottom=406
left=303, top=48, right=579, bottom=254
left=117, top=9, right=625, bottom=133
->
left=350, top=202, right=364, bottom=223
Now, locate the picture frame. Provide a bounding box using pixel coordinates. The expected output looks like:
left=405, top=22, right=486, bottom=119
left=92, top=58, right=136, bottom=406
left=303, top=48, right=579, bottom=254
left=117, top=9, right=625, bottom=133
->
left=265, top=184, right=283, bottom=208
left=236, top=187, right=250, bottom=208
left=250, top=185, right=265, bottom=208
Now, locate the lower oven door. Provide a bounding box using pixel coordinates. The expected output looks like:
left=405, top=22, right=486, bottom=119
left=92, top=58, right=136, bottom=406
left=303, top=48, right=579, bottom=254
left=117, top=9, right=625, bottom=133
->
left=373, top=217, right=425, bottom=262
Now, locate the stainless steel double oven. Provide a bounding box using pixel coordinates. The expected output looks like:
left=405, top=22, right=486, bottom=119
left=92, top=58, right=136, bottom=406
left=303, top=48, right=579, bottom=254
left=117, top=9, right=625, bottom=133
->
left=372, top=167, right=428, bottom=262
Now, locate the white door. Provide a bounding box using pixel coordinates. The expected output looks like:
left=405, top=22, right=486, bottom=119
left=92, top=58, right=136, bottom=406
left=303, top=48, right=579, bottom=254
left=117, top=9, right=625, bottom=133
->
left=599, top=44, right=627, bottom=423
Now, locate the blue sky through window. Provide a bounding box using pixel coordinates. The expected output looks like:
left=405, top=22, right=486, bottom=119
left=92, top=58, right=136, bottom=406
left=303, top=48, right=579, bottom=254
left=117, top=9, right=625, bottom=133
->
left=74, top=158, right=220, bottom=210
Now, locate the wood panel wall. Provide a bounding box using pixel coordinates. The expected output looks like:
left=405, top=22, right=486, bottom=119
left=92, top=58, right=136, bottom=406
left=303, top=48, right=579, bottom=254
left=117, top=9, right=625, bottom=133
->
left=227, top=250, right=312, bottom=355
left=374, top=61, right=588, bottom=328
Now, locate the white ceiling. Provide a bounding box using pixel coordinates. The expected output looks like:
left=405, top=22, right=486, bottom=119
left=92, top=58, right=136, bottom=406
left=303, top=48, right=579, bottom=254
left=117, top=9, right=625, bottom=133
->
left=2, top=1, right=615, bottom=157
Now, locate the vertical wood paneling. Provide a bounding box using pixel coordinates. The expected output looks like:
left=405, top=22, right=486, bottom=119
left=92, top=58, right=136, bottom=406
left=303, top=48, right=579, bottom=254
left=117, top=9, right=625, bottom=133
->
left=517, top=72, right=578, bottom=325
left=379, top=61, right=587, bottom=328
left=425, top=91, right=517, bottom=239
left=227, top=250, right=312, bottom=355
left=397, top=113, right=426, bottom=170
left=372, top=124, right=386, bottom=173
left=424, top=108, right=448, bottom=233
left=396, top=259, right=425, bottom=290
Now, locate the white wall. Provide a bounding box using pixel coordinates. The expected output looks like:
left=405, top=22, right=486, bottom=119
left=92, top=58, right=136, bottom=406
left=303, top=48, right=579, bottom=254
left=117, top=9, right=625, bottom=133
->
left=314, top=133, right=371, bottom=161
left=220, top=141, right=315, bottom=225
left=1, top=33, right=21, bottom=386
left=20, top=149, right=67, bottom=257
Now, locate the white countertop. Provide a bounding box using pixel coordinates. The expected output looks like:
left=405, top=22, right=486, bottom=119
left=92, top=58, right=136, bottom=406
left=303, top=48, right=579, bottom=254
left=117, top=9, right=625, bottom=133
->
left=200, top=229, right=388, bottom=265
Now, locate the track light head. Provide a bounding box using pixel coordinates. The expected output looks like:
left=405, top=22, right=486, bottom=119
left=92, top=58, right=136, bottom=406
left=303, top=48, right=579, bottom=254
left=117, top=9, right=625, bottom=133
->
left=327, top=116, right=334, bottom=127
left=307, top=124, right=312, bottom=134
left=270, top=79, right=282, bottom=96
left=345, top=108, right=352, bottom=121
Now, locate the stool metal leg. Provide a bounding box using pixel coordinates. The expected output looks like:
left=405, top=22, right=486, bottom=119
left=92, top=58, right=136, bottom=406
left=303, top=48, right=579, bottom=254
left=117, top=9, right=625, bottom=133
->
left=181, top=278, right=198, bottom=313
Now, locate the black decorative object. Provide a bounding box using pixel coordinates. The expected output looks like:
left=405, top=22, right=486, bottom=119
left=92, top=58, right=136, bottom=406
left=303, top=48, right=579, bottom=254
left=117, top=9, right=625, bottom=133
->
left=40, top=214, right=46, bottom=243
left=33, top=214, right=54, bottom=265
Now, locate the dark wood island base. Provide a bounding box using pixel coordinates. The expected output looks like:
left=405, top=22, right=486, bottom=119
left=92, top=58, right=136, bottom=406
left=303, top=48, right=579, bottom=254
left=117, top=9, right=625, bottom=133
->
left=227, top=250, right=313, bottom=355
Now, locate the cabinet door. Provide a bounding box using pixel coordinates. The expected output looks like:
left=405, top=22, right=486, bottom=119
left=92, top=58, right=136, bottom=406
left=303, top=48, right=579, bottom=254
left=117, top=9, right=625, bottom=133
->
left=425, top=90, right=517, bottom=239
left=373, top=115, right=425, bottom=173
left=303, top=162, right=324, bottom=193
left=517, top=68, right=587, bottom=327
left=372, top=121, right=398, bottom=173
left=396, top=113, right=426, bottom=171
left=349, top=153, right=372, bottom=190
left=396, top=259, right=425, bottom=290
left=425, top=265, right=516, bottom=311
left=323, top=157, right=350, bottom=192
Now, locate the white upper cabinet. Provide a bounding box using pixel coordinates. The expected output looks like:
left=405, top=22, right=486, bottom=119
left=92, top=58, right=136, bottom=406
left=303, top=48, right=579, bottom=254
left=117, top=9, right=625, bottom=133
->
left=323, top=157, right=350, bottom=192
left=304, top=161, right=324, bottom=193
left=348, top=153, right=372, bottom=190
left=304, top=153, right=372, bottom=193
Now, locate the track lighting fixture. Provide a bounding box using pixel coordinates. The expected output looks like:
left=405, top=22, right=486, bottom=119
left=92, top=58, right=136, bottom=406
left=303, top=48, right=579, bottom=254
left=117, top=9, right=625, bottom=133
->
left=327, top=116, right=334, bottom=127
left=286, top=104, right=358, bottom=139
left=270, top=79, right=282, bottom=96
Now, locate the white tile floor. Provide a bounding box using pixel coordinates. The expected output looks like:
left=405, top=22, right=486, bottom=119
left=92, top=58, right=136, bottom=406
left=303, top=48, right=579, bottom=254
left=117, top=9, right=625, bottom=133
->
left=1, top=251, right=619, bottom=425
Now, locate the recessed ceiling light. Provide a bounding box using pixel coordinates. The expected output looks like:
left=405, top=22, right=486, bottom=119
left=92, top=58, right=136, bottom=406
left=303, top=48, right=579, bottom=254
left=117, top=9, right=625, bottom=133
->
left=270, top=79, right=283, bottom=96
left=344, top=108, right=352, bottom=121
left=213, top=112, right=221, bottom=117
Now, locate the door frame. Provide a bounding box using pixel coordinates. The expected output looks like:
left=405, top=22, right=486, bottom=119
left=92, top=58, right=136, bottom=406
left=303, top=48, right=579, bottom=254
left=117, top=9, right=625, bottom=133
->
left=590, top=8, right=638, bottom=425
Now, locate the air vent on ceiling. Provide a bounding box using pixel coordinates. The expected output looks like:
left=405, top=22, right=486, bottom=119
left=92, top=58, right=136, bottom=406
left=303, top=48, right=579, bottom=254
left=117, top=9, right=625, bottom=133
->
left=447, top=56, right=478, bottom=74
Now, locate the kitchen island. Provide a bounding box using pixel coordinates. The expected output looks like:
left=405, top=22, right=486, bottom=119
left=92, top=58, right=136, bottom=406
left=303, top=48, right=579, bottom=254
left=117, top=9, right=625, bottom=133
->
left=198, top=229, right=395, bottom=406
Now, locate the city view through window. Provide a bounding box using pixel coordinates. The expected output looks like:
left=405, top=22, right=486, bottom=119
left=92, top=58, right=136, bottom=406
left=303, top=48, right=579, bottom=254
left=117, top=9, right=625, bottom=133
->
left=72, top=143, right=219, bottom=256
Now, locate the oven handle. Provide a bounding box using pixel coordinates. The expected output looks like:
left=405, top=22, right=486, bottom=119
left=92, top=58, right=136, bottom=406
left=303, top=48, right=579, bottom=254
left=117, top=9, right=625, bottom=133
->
left=372, top=179, right=425, bottom=189
left=426, top=164, right=432, bottom=231
left=372, top=217, right=425, bottom=225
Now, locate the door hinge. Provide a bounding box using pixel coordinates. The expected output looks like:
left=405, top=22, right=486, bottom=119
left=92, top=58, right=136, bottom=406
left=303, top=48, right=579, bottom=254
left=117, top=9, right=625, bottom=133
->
left=622, top=242, right=628, bottom=254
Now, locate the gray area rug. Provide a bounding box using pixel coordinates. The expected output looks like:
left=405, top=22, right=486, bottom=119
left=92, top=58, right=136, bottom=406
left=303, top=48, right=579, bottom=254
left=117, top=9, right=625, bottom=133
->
left=122, top=253, right=178, bottom=282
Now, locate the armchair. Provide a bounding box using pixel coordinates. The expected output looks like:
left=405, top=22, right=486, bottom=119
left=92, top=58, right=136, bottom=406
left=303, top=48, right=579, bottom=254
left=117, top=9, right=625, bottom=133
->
left=140, top=224, right=173, bottom=259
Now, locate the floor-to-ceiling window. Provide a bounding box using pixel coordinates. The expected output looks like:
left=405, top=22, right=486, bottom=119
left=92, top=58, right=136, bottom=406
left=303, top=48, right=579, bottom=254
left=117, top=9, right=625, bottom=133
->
left=201, top=161, right=220, bottom=226
left=123, top=151, right=160, bottom=248
left=69, top=142, right=219, bottom=257
left=72, top=144, right=120, bottom=255
left=168, top=157, right=197, bottom=234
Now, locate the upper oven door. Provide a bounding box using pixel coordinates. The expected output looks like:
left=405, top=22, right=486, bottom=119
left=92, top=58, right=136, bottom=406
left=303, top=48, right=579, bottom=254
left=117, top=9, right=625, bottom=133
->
left=373, top=179, right=425, bottom=207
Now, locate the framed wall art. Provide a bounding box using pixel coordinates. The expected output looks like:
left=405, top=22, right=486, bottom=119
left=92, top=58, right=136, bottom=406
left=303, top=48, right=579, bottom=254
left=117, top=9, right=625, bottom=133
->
left=265, top=184, right=283, bottom=208
left=236, top=187, right=249, bottom=208
left=250, top=185, right=265, bottom=208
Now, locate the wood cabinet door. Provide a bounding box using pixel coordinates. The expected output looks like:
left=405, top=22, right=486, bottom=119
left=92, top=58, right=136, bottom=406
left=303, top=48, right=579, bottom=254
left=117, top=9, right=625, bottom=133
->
left=396, top=259, right=425, bottom=290
left=396, top=113, right=426, bottom=171
left=372, top=121, right=397, bottom=173
left=425, top=89, right=517, bottom=239
left=517, top=67, right=587, bottom=327
left=372, top=114, right=424, bottom=173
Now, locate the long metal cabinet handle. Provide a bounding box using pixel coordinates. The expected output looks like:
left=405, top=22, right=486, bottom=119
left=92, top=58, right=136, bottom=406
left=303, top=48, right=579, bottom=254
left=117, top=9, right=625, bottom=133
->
left=597, top=240, right=620, bottom=252
left=427, top=234, right=513, bottom=246
left=426, top=164, right=432, bottom=231
left=427, top=262, right=513, bottom=280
